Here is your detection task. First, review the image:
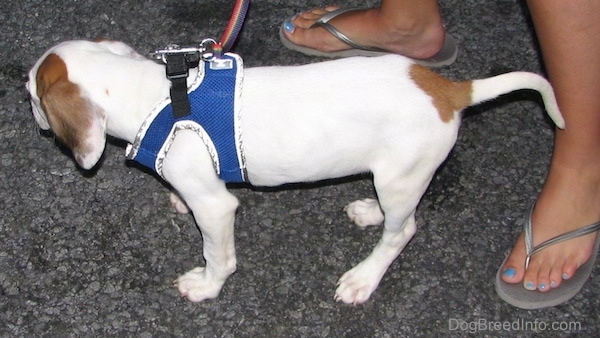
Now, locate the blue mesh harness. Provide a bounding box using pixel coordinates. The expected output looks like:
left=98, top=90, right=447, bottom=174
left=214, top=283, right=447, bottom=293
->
left=126, top=53, right=246, bottom=183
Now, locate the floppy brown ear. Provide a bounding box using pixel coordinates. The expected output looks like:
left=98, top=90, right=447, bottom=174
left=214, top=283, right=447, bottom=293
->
left=36, top=54, right=107, bottom=170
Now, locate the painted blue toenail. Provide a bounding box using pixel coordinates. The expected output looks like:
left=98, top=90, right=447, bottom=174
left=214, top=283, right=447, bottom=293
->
left=524, top=281, right=536, bottom=290
left=502, top=267, right=516, bottom=278
left=550, top=281, right=558, bottom=288
left=538, top=283, right=547, bottom=290
left=283, top=21, right=295, bottom=33
left=562, top=273, right=570, bottom=280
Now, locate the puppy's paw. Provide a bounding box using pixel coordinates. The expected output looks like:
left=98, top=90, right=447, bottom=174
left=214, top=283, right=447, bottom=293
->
left=174, top=267, right=224, bottom=302
left=344, top=198, right=384, bottom=228
left=334, top=262, right=383, bottom=305
left=169, top=192, right=190, bottom=214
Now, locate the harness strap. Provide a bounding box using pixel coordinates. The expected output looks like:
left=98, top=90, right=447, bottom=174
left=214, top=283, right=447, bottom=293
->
left=166, top=53, right=193, bottom=118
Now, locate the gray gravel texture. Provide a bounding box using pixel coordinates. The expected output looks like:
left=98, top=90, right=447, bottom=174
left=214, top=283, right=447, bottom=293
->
left=1, top=0, right=598, bottom=336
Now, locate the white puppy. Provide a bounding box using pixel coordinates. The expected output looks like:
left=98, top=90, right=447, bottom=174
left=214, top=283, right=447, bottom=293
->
left=26, top=40, right=564, bottom=305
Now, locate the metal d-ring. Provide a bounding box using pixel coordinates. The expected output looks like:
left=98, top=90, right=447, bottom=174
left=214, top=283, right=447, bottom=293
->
left=199, top=38, right=222, bottom=61
left=149, top=39, right=220, bottom=64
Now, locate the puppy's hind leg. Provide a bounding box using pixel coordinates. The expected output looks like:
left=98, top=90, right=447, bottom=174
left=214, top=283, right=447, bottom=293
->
left=335, top=167, right=433, bottom=305
left=169, top=191, right=190, bottom=214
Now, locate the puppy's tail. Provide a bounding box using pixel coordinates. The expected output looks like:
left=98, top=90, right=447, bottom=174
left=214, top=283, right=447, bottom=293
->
left=470, top=72, right=565, bottom=129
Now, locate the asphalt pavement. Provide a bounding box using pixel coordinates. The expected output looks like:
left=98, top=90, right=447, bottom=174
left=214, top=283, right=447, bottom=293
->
left=1, top=0, right=598, bottom=336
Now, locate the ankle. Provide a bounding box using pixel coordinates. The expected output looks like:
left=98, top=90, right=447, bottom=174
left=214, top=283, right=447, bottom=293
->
left=534, top=162, right=600, bottom=229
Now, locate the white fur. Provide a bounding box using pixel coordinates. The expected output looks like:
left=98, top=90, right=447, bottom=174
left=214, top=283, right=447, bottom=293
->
left=27, top=40, right=564, bottom=305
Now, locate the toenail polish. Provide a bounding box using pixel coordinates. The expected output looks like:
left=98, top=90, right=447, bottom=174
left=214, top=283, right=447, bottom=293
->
left=550, top=281, right=558, bottom=288
left=562, top=273, right=570, bottom=280
left=538, top=283, right=547, bottom=290
left=283, top=21, right=295, bottom=34
left=502, top=267, right=516, bottom=278
left=524, top=281, right=536, bottom=290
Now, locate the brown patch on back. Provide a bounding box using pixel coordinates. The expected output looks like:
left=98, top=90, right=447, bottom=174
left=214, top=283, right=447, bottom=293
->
left=409, top=64, right=473, bottom=123
left=35, top=53, right=96, bottom=154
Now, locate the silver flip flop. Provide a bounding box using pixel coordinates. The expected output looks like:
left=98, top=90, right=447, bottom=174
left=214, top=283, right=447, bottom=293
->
left=495, top=204, right=600, bottom=309
left=279, top=8, right=458, bottom=68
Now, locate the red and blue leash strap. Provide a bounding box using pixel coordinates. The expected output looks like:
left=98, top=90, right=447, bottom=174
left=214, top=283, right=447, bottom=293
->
left=213, top=0, right=250, bottom=56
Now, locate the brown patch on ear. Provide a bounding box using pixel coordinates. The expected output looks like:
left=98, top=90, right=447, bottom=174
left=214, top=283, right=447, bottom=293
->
left=409, top=64, right=473, bottom=123
left=36, top=54, right=104, bottom=163
left=36, top=53, right=68, bottom=100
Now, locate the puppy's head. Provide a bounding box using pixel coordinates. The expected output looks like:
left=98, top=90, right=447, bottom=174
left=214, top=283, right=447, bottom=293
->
left=26, top=45, right=107, bottom=170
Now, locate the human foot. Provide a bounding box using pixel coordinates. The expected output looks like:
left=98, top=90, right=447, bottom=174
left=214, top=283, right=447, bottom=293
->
left=498, top=164, right=600, bottom=306
left=280, top=7, right=455, bottom=66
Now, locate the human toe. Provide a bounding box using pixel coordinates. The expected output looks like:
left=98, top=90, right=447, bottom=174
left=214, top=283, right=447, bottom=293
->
left=282, top=21, right=345, bottom=52
left=561, top=260, right=579, bottom=281
left=500, top=236, right=527, bottom=284
left=548, top=260, right=565, bottom=289
left=522, top=256, right=543, bottom=291
left=293, top=6, right=340, bottom=26
left=535, top=264, right=553, bottom=292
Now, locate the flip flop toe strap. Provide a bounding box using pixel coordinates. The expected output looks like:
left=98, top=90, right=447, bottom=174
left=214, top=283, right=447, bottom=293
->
left=524, top=204, right=600, bottom=268
left=310, top=8, right=384, bottom=52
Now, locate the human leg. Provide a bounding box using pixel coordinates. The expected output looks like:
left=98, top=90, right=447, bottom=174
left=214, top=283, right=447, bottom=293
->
left=499, top=0, right=600, bottom=306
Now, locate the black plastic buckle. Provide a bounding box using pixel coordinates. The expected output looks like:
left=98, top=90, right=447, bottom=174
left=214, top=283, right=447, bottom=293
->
left=164, top=52, right=201, bottom=119
left=165, top=53, right=190, bottom=80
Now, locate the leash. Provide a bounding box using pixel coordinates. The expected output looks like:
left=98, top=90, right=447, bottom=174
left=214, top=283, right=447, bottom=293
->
left=213, top=0, right=251, bottom=56
left=150, top=0, right=250, bottom=118
left=151, top=0, right=250, bottom=60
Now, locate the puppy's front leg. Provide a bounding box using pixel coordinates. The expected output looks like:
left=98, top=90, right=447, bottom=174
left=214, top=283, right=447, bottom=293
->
left=162, top=131, right=238, bottom=302
left=174, top=191, right=238, bottom=302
